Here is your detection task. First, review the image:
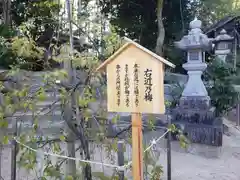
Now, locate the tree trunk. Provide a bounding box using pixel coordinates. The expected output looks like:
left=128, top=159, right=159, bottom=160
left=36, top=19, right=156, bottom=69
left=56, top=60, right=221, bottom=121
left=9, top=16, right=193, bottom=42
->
left=2, top=0, right=11, bottom=26
left=65, top=0, right=77, bottom=177
left=81, top=135, right=92, bottom=180
left=155, top=0, right=165, bottom=56
left=77, top=0, right=92, bottom=179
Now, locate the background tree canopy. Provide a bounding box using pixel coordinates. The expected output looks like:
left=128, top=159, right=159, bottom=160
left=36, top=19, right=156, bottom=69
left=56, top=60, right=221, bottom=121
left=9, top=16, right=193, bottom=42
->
left=0, top=0, right=61, bottom=70
left=99, top=0, right=240, bottom=73
left=1, top=0, right=239, bottom=72
left=100, top=0, right=194, bottom=73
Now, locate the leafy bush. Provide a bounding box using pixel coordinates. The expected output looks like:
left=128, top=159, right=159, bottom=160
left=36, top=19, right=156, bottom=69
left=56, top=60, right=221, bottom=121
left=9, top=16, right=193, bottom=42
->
left=0, top=25, right=18, bottom=68
left=203, top=58, right=239, bottom=116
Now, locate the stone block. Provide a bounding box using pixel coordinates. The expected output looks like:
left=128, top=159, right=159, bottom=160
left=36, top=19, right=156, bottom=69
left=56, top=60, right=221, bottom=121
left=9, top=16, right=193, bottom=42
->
left=171, top=96, right=223, bottom=146
left=179, top=96, right=211, bottom=110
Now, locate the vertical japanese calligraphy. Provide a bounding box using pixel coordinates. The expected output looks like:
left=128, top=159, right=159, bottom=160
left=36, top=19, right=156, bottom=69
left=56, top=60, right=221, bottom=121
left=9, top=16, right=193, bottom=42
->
left=133, top=64, right=140, bottom=107
left=116, top=64, right=121, bottom=106
left=124, top=64, right=130, bottom=107
left=144, top=69, right=153, bottom=102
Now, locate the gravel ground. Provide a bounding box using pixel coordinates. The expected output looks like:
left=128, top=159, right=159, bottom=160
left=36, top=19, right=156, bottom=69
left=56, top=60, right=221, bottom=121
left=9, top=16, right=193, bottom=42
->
left=1, top=126, right=240, bottom=180
left=159, top=127, right=240, bottom=180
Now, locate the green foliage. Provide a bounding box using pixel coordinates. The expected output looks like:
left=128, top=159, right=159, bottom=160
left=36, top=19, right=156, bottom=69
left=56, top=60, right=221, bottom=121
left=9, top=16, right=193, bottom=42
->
left=143, top=143, right=163, bottom=179
left=11, top=36, right=44, bottom=58
left=11, top=0, right=61, bottom=30
left=60, top=135, right=66, bottom=141
left=204, top=59, right=239, bottom=116
left=0, top=0, right=61, bottom=70
left=65, top=175, right=74, bottom=180
left=101, top=26, right=124, bottom=60
left=150, top=165, right=163, bottom=180
left=167, top=83, right=184, bottom=108
left=0, top=25, right=17, bottom=68
left=193, top=0, right=240, bottom=26
left=2, top=136, right=9, bottom=145
left=100, top=0, right=195, bottom=72
left=43, top=165, right=61, bottom=178
left=0, top=26, right=46, bottom=70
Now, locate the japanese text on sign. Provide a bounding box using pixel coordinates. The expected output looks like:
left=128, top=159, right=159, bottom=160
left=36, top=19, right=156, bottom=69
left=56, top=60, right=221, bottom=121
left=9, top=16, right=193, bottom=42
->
left=144, top=69, right=153, bottom=102
left=116, top=64, right=121, bottom=106
left=134, top=64, right=140, bottom=107
left=124, top=64, right=130, bottom=107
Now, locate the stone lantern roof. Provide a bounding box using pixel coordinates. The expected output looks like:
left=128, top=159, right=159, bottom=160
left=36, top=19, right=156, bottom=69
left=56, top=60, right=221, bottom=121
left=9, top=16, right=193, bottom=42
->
left=213, top=29, right=234, bottom=43
left=175, top=18, right=213, bottom=51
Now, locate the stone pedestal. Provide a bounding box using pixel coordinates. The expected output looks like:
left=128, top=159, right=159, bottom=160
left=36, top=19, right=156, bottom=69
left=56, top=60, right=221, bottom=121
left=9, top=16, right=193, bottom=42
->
left=182, top=63, right=208, bottom=97
left=172, top=96, right=223, bottom=146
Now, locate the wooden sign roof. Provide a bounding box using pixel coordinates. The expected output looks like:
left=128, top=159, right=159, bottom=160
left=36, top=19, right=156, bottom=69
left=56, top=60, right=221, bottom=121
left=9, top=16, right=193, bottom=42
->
left=95, top=37, right=175, bottom=114
left=96, top=37, right=175, bottom=71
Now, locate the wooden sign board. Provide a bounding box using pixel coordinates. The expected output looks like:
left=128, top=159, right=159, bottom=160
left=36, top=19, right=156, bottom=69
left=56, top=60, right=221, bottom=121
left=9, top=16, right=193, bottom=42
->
left=97, top=37, right=175, bottom=114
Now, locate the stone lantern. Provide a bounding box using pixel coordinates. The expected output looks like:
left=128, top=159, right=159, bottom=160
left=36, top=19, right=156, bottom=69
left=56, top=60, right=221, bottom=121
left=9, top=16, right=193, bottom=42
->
left=172, top=18, right=223, bottom=148
left=213, top=29, right=234, bottom=63
left=175, top=17, right=212, bottom=99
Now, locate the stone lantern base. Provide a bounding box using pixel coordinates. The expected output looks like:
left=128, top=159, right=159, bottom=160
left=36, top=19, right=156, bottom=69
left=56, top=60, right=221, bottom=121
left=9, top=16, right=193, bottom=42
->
left=171, top=96, right=223, bottom=147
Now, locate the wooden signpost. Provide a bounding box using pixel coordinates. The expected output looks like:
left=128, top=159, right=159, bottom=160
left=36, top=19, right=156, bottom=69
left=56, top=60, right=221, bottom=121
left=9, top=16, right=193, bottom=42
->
left=96, top=37, right=175, bottom=180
